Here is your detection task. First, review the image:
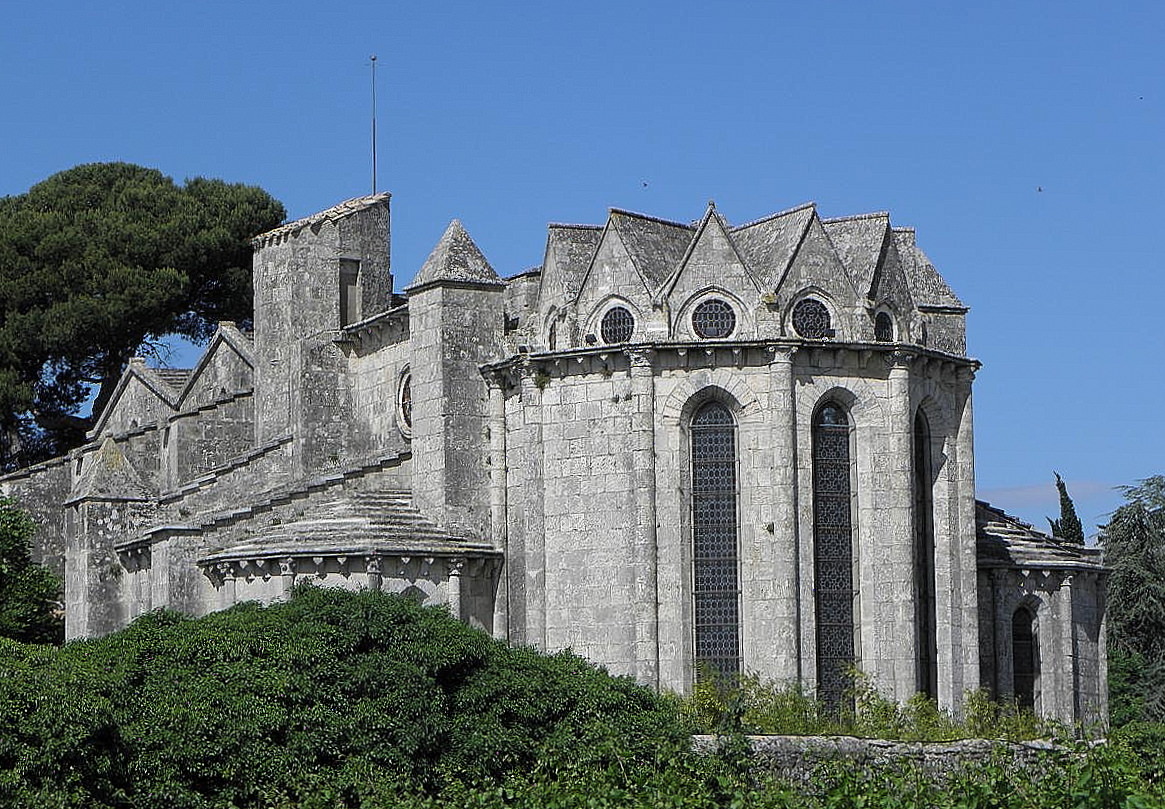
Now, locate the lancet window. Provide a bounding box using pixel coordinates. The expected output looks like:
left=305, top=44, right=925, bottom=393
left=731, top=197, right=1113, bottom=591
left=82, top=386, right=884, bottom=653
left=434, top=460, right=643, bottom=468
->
left=813, top=402, right=855, bottom=710
left=914, top=411, right=938, bottom=699
left=691, top=401, right=740, bottom=679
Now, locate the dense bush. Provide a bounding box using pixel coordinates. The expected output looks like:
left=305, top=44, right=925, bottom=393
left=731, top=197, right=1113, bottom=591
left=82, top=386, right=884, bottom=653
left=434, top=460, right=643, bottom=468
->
left=0, top=497, right=63, bottom=644
left=2, top=586, right=1163, bottom=808
left=0, top=586, right=685, bottom=808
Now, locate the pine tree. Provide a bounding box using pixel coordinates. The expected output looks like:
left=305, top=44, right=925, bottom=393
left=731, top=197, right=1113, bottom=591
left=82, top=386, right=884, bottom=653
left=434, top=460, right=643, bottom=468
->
left=1046, top=471, right=1086, bottom=543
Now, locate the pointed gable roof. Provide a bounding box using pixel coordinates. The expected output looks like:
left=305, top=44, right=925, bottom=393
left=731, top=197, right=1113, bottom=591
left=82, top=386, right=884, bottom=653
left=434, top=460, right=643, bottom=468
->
left=660, top=201, right=760, bottom=300
left=607, top=209, right=694, bottom=291
left=893, top=228, right=965, bottom=310
left=545, top=223, right=603, bottom=301
left=821, top=212, right=891, bottom=297
left=406, top=219, right=503, bottom=293
left=68, top=438, right=154, bottom=503
left=731, top=202, right=815, bottom=290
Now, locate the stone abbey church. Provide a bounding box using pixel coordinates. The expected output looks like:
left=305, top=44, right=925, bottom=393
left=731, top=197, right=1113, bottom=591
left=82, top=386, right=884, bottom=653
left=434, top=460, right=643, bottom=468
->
left=3, top=193, right=1107, bottom=723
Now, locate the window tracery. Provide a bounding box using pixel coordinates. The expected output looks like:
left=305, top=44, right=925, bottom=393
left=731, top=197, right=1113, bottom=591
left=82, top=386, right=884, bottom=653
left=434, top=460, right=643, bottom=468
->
left=600, top=306, right=635, bottom=344
left=691, top=401, right=740, bottom=679
left=793, top=298, right=832, bottom=339
left=692, top=298, right=736, bottom=339
left=813, top=402, right=855, bottom=710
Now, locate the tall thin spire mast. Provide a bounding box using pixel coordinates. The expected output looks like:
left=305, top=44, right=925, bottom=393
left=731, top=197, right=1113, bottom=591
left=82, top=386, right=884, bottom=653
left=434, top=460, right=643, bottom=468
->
left=370, top=54, right=378, bottom=194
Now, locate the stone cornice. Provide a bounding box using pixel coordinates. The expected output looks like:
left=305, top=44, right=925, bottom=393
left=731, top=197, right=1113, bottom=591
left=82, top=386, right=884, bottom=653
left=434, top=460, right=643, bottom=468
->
left=480, top=340, right=980, bottom=380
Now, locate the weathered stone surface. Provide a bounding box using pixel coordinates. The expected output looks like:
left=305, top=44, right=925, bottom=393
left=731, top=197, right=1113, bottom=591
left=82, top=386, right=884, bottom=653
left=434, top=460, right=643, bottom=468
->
left=0, top=193, right=1107, bottom=726
left=692, top=734, right=1072, bottom=783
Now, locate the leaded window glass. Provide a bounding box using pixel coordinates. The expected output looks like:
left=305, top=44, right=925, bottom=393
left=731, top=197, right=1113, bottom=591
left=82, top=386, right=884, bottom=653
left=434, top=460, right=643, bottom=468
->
left=691, top=401, right=740, bottom=679
left=875, top=312, right=894, bottom=342
left=692, top=298, right=737, bottom=339
left=813, top=403, right=854, bottom=711
left=914, top=411, right=938, bottom=699
left=793, top=299, right=832, bottom=339
left=1012, top=607, right=1037, bottom=710
left=601, top=306, right=635, bottom=344
left=397, top=370, right=413, bottom=437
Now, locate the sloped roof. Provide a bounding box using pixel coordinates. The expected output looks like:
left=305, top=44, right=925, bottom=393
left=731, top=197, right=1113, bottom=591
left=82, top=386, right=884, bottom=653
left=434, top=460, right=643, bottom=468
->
left=608, top=209, right=694, bottom=290
left=199, top=489, right=497, bottom=564
left=407, top=219, right=502, bottom=291
left=731, top=203, right=815, bottom=289
left=894, top=229, right=965, bottom=309
left=69, top=439, right=154, bottom=503
left=252, top=193, right=390, bottom=247
left=153, top=368, right=193, bottom=392
left=976, top=501, right=1105, bottom=570
left=822, top=213, right=890, bottom=297
left=546, top=224, right=603, bottom=300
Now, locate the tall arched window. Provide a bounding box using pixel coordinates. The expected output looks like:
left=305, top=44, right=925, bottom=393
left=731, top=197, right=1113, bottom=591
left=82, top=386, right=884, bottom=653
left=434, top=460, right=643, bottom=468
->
left=691, top=401, right=740, bottom=679
left=1012, top=606, right=1038, bottom=710
left=813, top=402, right=855, bottom=709
left=913, top=411, right=938, bottom=699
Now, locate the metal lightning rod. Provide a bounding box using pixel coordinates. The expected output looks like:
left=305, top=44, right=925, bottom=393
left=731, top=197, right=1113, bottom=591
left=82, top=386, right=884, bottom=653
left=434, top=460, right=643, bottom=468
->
left=370, top=54, right=378, bottom=194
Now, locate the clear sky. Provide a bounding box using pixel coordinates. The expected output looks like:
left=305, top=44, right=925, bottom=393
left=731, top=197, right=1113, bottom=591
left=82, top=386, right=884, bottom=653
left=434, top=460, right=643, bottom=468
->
left=2, top=1, right=1162, bottom=534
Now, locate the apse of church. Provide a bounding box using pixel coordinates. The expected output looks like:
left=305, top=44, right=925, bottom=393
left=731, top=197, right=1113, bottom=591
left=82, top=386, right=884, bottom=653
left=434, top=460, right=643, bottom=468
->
left=0, top=194, right=1107, bottom=725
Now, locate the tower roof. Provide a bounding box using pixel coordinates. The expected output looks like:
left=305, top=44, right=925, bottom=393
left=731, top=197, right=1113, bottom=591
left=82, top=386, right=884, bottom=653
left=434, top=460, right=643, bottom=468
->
left=251, top=193, right=391, bottom=248
left=407, top=219, right=502, bottom=292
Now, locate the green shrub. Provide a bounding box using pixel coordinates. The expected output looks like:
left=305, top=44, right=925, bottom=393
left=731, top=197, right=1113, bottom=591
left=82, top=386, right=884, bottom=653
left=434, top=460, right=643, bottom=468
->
left=0, top=586, right=687, bottom=807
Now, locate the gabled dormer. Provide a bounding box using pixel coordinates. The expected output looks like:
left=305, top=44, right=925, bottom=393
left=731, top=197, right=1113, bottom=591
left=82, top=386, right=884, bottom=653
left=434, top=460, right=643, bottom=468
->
left=90, top=358, right=181, bottom=440
left=573, top=210, right=692, bottom=346
left=661, top=202, right=761, bottom=341
left=177, top=322, right=255, bottom=411
left=536, top=224, right=602, bottom=350
left=773, top=212, right=862, bottom=341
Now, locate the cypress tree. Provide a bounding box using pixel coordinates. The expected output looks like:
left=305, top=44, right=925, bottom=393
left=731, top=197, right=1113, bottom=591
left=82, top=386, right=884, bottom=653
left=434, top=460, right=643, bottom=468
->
left=1047, top=471, right=1086, bottom=544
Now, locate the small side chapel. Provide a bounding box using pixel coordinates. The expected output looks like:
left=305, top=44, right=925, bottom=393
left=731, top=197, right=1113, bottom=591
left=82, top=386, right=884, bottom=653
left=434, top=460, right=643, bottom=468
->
left=2, top=193, right=1107, bottom=724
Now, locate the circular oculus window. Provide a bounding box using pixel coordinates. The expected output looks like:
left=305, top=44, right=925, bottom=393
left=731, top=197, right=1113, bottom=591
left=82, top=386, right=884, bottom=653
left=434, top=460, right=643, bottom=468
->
left=692, top=298, right=737, bottom=339
left=600, top=306, right=635, bottom=344
left=792, top=298, right=831, bottom=339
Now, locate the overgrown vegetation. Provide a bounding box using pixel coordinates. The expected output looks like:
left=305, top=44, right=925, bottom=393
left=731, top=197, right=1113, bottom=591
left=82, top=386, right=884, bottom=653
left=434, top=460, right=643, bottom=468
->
left=0, top=586, right=1163, bottom=808
left=0, top=497, right=62, bottom=644
left=1102, top=476, right=1165, bottom=724
left=682, top=670, right=1060, bottom=742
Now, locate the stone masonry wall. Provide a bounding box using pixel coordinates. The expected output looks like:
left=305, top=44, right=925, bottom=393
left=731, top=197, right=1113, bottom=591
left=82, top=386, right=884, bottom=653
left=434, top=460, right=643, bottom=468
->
left=692, top=735, right=1072, bottom=784
left=0, top=457, right=70, bottom=577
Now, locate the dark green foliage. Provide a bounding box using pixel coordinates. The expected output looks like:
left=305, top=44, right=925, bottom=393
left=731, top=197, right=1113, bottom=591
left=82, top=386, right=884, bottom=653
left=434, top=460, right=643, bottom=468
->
left=2, top=585, right=1163, bottom=808
left=0, top=163, right=285, bottom=468
left=1047, top=471, right=1086, bottom=544
left=0, top=497, right=62, bottom=644
left=1101, top=476, right=1165, bottom=724
left=0, top=585, right=685, bottom=808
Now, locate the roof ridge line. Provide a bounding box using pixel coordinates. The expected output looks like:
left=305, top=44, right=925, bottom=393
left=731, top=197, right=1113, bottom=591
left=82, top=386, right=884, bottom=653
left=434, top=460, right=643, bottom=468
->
left=547, top=222, right=604, bottom=231
left=821, top=211, right=890, bottom=224
left=608, top=207, right=695, bottom=230
left=732, top=201, right=817, bottom=230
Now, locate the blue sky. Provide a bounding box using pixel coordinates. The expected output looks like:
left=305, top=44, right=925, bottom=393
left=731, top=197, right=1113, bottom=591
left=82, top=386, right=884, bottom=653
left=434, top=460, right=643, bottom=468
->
left=2, top=1, right=1162, bottom=533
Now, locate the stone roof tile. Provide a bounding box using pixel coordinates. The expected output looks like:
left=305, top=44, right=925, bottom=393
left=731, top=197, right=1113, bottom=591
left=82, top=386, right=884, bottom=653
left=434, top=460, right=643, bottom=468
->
left=608, top=209, right=694, bottom=290
left=547, top=224, right=603, bottom=300
left=251, top=193, right=390, bottom=247
left=821, top=213, right=890, bottom=296
left=976, top=500, right=1105, bottom=570
left=407, top=219, right=502, bottom=291
left=731, top=203, right=815, bottom=290
left=894, top=229, right=965, bottom=309
left=199, top=489, right=496, bottom=565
